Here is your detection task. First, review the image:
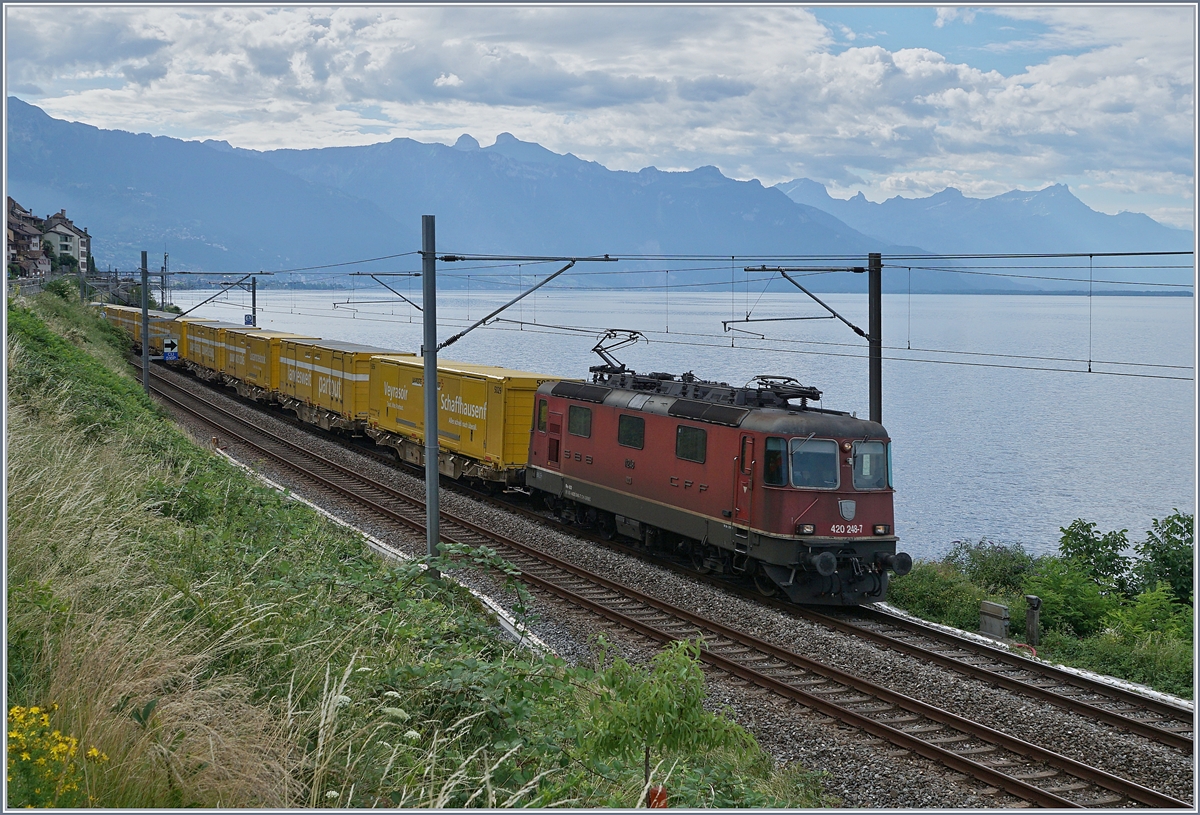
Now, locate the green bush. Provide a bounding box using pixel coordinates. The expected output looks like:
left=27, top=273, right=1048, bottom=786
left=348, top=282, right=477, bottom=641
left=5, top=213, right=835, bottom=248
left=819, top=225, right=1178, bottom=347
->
left=1105, top=582, right=1193, bottom=642
left=1023, top=556, right=1118, bottom=638
left=1038, top=628, right=1193, bottom=699
left=886, top=560, right=985, bottom=630
left=43, top=277, right=77, bottom=300
left=1058, top=519, right=1134, bottom=596
left=1132, top=511, right=1194, bottom=604
left=945, top=538, right=1034, bottom=594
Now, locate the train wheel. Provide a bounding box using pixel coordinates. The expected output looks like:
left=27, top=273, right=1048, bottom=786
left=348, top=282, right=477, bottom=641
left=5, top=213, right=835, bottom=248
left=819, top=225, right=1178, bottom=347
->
left=689, top=545, right=712, bottom=575
left=753, top=565, right=779, bottom=597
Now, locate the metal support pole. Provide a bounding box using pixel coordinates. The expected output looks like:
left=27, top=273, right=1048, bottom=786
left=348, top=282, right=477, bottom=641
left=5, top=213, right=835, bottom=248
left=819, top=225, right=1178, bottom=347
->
left=140, top=251, right=150, bottom=395
left=422, top=216, right=441, bottom=575
left=868, top=252, right=882, bottom=425
left=251, top=275, right=257, bottom=326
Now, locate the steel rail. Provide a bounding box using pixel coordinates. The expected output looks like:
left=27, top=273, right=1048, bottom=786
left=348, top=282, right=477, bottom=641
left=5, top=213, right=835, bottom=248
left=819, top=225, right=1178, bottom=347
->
left=145, top=367, right=1191, bottom=809
left=803, top=605, right=1194, bottom=751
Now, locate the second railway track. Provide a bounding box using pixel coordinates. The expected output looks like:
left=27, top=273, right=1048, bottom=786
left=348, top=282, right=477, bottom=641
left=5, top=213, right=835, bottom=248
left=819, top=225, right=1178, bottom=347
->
left=145, top=364, right=1192, bottom=809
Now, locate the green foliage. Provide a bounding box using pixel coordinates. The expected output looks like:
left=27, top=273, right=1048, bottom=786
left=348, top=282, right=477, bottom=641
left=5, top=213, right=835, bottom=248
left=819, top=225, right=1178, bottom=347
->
left=43, top=277, right=77, bottom=300
left=1058, top=519, right=1133, bottom=596
left=1132, top=511, right=1194, bottom=604
left=945, top=538, right=1035, bottom=594
left=1038, top=627, right=1194, bottom=699
left=581, top=638, right=756, bottom=785
left=1105, top=582, right=1193, bottom=641
left=6, top=299, right=155, bottom=429
left=886, top=560, right=985, bottom=630
left=1023, top=556, right=1118, bottom=638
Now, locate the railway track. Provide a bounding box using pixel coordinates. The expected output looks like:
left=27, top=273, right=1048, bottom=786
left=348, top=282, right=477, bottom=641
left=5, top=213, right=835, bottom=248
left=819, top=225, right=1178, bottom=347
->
left=145, top=365, right=1189, bottom=809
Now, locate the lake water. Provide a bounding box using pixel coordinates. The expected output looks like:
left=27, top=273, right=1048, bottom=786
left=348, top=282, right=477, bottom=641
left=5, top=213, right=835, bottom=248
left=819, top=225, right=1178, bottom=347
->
left=171, top=286, right=1196, bottom=560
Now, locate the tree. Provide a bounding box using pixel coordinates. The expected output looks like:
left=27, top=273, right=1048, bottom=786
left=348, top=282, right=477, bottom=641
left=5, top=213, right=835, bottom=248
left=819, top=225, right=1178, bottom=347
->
left=1133, top=511, right=1194, bottom=605
left=1058, top=519, right=1134, bottom=596
left=581, top=638, right=755, bottom=797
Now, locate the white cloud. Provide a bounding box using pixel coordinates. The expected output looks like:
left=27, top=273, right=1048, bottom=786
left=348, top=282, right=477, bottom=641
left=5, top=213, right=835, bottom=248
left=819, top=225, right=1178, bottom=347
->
left=4, top=5, right=1193, bottom=226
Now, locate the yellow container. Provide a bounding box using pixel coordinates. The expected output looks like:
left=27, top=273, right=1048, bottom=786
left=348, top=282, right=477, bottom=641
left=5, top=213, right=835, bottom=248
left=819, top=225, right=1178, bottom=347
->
left=163, top=316, right=217, bottom=360
left=223, top=328, right=318, bottom=392
left=281, top=339, right=407, bottom=420
left=367, top=355, right=558, bottom=468
left=104, top=304, right=177, bottom=352
left=187, top=321, right=256, bottom=373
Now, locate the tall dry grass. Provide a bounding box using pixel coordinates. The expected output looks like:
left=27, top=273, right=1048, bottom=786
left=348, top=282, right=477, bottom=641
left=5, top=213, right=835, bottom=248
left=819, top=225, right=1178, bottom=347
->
left=6, top=390, right=298, bottom=807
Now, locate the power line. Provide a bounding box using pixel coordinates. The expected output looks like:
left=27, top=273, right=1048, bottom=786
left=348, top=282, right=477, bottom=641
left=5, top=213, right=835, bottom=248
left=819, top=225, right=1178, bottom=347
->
left=902, top=264, right=1194, bottom=288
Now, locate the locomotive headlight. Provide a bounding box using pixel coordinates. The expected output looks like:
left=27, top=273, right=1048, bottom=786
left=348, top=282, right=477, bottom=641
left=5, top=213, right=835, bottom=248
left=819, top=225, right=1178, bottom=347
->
left=796, top=523, right=816, bottom=535
left=873, top=524, right=891, bottom=535
left=841, top=441, right=852, bottom=452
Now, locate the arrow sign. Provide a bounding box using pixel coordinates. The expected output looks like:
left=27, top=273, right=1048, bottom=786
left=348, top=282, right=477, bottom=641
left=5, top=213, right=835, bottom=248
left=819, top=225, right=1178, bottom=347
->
left=163, top=339, right=178, bottom=351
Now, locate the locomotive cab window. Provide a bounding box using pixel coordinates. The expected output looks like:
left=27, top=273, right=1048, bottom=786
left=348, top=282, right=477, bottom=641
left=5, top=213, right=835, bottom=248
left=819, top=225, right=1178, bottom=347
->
left=675, top=425, right=706, bottom=463
left=617, top=414, right=644, bottom=449
left=852, top=440, right=889, bottom=490
left=567, top=405, right=592, bottom=438
left=790, top=437, right=839, bottom=489
left=763, top=437, right=787, bottom=486
left=537, top=399, right=548, bottom=432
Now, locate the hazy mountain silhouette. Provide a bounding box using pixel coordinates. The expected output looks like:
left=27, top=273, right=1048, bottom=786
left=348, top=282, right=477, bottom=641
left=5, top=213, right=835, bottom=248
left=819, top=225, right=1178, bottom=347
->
left=7, top=98, right=1189, bottom=292
left=776, top=178, right=1193, bottom=290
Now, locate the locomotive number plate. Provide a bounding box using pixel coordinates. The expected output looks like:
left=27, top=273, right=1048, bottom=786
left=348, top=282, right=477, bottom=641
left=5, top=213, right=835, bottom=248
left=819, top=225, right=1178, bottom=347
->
left=830, top=524, right=863, bottom=535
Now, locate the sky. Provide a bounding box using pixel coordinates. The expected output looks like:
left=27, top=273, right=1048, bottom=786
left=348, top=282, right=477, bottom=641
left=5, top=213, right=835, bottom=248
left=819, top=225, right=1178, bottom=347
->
left=4, top=4, right=1196, bottom=229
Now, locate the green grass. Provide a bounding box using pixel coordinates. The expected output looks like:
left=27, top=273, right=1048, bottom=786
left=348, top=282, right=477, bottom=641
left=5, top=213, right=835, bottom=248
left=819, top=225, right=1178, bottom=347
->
left=6, top=291, right=833, bottom=807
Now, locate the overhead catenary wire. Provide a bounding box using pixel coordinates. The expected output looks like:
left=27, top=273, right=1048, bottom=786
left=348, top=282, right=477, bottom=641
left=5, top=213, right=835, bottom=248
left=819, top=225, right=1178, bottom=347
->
left=178, top=295, right=1192, bottom=381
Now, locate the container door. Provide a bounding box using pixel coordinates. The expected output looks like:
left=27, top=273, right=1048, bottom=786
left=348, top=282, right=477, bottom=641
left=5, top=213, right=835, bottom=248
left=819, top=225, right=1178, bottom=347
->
left=546, top=410, right=563, bottom=469
left=733, top=434, right=754, bottom=526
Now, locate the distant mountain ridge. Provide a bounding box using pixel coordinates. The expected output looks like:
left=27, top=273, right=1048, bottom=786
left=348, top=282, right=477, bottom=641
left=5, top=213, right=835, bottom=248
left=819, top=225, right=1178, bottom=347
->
left=775, top=178, right=1193, bottom=256
left=6, top=97, right=1191, bottom=293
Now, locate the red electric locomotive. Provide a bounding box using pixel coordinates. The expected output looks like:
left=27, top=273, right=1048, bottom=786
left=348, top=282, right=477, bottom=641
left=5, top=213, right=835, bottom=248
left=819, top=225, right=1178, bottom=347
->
left=525, top=367, right=912, bottom=605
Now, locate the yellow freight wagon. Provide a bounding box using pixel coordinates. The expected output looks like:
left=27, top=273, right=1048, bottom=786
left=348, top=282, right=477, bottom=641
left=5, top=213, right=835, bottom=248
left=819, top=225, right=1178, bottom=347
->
left=279, top=339, right=408, bottom=430
left=186, top=321, right=257, bottom=379
left=103, top=304, right=175, bottom=351
left=366, top=355, right=561, bottom=485
left=162, top=316, right=217, bottom=361
left=223, top=327, right=318, bottom=401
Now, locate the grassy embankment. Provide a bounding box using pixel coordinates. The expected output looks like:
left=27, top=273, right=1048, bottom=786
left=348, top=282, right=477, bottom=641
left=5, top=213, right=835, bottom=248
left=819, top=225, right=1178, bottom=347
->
left=5, top=290, right=831, bottom=808
left=887, top=518, right=1194, bottom=699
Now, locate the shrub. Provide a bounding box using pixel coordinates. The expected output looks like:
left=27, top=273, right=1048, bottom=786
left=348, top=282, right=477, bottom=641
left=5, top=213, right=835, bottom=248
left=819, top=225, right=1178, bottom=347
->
left=945, top=538, right=1034, bottom=594
left=1132, top=511, right=1194, bottom=604
left=1105, top=582, right=1193, bottom=642
left=886, top=560, right=985, bottom=630
left=1057, top=520, right=1134, bottom=596
left=1023, top=556, right=1118, bottom=638
left=43, top=277, right=77, bottom=301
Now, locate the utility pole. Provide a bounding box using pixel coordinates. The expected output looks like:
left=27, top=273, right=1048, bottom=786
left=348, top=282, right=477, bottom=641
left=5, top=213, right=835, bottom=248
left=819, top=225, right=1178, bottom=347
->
left=140, top=250, right=150, bottom=395
left=422, top=216, right=440, bottom=576
left=869, top=252, right=882, bottom=425
left=251, top=275, right=257, bottom=326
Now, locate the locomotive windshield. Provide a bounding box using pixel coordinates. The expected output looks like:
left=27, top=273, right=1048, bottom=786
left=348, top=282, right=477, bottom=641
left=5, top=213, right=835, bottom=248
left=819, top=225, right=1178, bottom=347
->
left=852, top=440, right=890, bottom=490
left=790, top=437, right=839, bottom=489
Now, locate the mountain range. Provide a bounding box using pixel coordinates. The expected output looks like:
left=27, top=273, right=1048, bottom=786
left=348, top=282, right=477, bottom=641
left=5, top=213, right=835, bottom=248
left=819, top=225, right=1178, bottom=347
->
left=6, top=97, right=1192, bottom=293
